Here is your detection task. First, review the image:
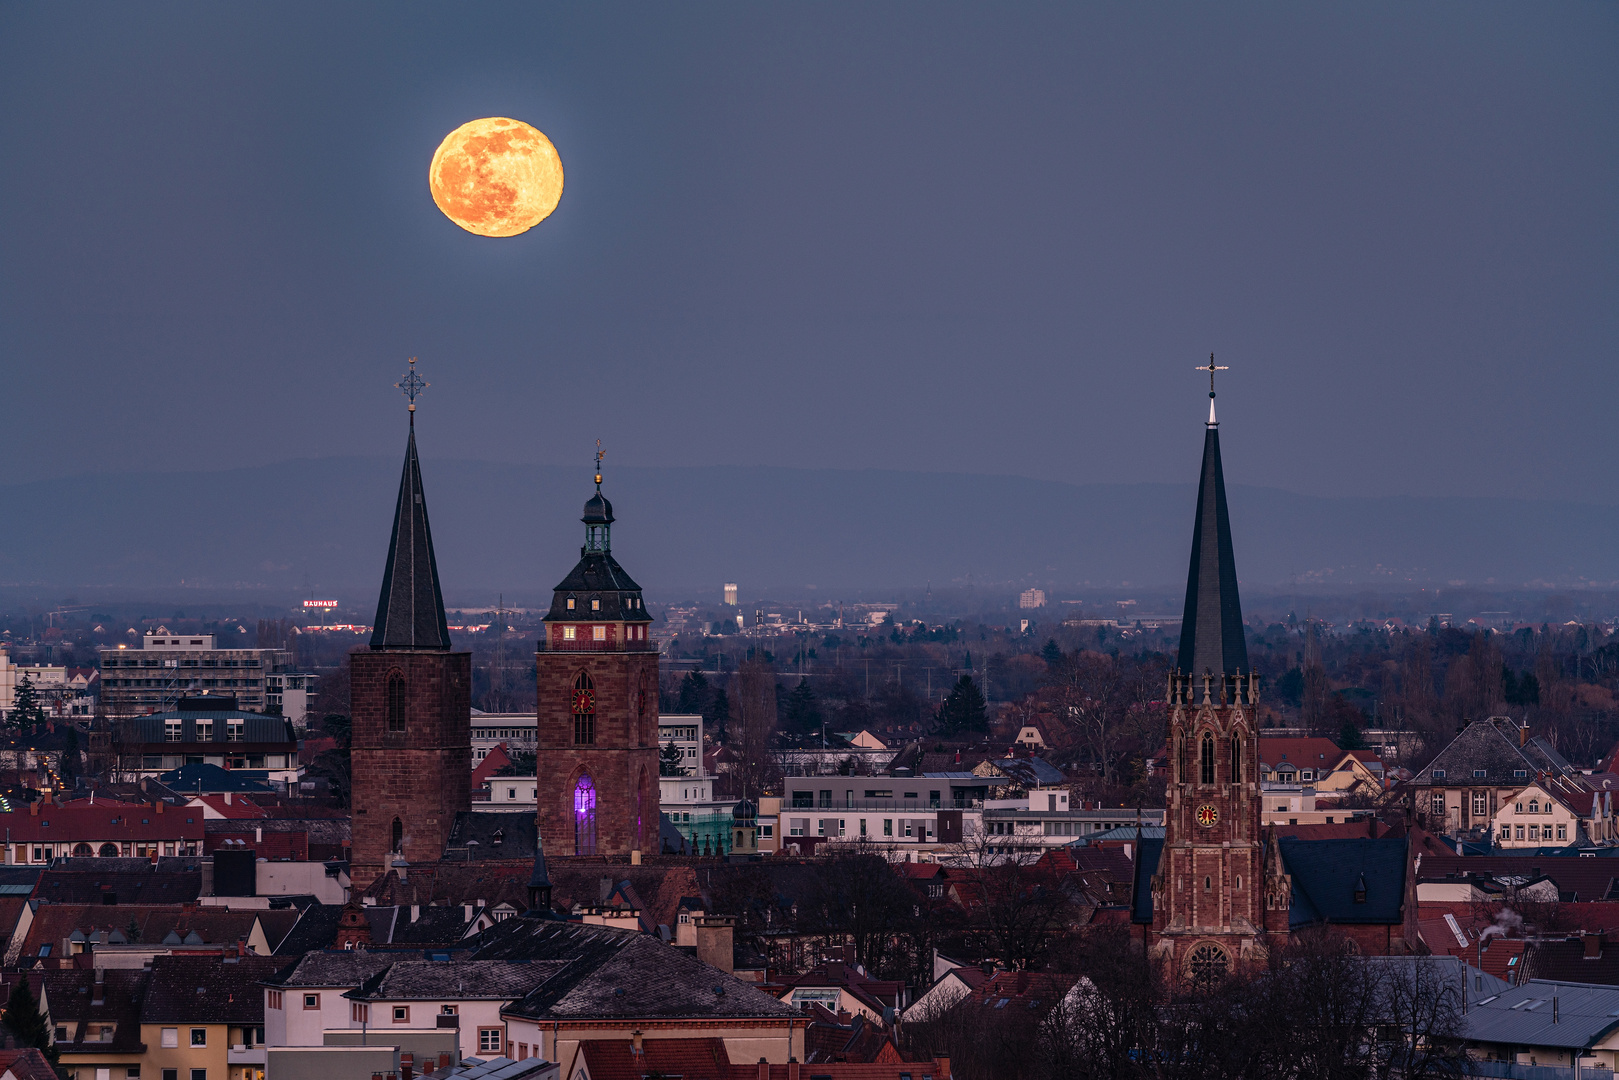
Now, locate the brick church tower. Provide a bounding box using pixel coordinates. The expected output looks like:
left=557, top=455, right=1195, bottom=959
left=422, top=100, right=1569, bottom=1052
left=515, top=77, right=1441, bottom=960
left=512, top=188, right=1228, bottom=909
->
left=349, top=367, right=471, bottom=889
left=534, top=459, right=659, bottom=858
left=1149, top=368, right=1283, bottom=984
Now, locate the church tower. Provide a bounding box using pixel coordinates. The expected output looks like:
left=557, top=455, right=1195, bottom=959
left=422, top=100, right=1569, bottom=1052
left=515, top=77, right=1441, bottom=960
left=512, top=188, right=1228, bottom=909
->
left=1150, top=361, right=1276, bottom=984
left=349, top=362, right=472, bottom=889
left=534, top=453, right=659, bottom=858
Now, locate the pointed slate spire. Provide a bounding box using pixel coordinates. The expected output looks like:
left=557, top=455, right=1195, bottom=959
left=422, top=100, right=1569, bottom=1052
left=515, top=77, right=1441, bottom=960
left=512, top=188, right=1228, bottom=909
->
left=369, top=418, right=451, bottom=651
left=1176, top=379, right=1247, bottom=678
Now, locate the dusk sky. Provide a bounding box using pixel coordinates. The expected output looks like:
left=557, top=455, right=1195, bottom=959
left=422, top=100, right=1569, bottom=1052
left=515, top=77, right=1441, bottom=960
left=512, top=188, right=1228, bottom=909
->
left=2, top=3, right=1614, bottom=504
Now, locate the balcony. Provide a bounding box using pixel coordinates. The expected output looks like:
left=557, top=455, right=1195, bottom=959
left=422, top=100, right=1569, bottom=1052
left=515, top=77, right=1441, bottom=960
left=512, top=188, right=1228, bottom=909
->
left=536, top=638, right=659, bottom=654
left=229, top=1044, right=268, bottom=1066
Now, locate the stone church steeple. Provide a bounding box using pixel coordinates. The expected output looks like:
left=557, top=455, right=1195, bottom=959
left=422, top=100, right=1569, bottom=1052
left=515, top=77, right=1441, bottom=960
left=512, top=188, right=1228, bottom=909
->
left=1149, top=363, right=1284, bottom=985
left=349, top=361, right=472, bottom=889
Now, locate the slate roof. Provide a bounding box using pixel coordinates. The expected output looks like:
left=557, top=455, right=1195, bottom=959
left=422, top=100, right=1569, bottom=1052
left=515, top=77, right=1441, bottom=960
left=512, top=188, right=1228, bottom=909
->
left=123, top=711, right=294, bottom=744
left=1416, top=855, right=1619, bottom=903
left=1461, top=979, right=1619, bottom=1049
left=473, top=917, right=798, bottom=1023
left=36, top=865, right=202, bottom=904
left=272, top=903, right=344, bottom=955
left=445, top=811, right=538, bottom=860
left=142, top=954, right=289, bottom=1024
left=543, top=552, right=648, bottom=623
left=347, top=959, right=560, bottom=1002
left=1412, top=719, right=1577, bottom=787
left=42, top=968, right=151, bottom=1054
left=1130, top=838, right=1163, bottom=924
left=264, top=950, right=395, bottom=989
left=1175, top=418, right=1248, bottom=678
left=1279, top=837, right=1407, bottom=927
left=370, top=419, right=452, bottom=651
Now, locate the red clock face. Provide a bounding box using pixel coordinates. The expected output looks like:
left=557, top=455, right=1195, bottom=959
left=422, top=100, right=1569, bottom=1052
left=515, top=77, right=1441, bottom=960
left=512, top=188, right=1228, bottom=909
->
left=572, top=688, right=595, bottom=713
left=1196, top=804, right=1219, bottom=828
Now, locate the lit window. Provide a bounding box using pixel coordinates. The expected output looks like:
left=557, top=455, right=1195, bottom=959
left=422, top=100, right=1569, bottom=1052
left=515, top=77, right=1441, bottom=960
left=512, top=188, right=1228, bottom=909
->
left=592, top=626, right=606, bottom=641
left=562, top=626, right=576, bottom=641
left=566, top=597, right=576, bottom=610
left=190, top=1028, right=206, bottom=1047
left=590, top=599, right=600, bottom=612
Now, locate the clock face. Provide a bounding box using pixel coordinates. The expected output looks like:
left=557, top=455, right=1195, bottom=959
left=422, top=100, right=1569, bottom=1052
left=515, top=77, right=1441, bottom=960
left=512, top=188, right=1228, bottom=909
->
left=572, top=688, right=595, bottom=713
left=1196, top=804, right=1219, bottom=828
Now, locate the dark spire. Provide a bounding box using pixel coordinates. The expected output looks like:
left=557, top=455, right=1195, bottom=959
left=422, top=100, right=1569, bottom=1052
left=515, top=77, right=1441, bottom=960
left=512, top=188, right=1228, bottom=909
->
left=370, top=363, right=450, bottom=652
left=1176, top=359, right=1247, bottom=677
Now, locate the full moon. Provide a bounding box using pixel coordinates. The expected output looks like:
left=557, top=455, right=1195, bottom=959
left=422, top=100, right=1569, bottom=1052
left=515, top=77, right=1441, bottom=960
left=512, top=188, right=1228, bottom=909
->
left=428, top=117, right=564, bottom=237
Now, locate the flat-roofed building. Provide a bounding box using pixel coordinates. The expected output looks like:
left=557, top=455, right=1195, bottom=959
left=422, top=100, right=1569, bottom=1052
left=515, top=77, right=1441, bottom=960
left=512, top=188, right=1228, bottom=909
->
left=99, top=633, right=290, bottom=714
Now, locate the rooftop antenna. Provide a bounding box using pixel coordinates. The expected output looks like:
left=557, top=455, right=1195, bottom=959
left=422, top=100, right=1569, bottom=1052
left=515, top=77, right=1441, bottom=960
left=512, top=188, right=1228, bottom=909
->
left=1196, top=353, right=1228, bottom=427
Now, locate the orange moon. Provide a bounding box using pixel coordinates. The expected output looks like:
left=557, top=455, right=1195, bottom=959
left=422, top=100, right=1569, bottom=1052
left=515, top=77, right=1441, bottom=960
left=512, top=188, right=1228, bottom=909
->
left=428, top=117, right=563, bottom=237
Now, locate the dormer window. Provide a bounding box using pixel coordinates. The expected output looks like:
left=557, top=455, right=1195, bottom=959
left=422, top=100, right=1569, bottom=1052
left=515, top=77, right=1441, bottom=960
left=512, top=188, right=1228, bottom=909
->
left=566, top=597, right=576, bottom=611
left=591, top=598, right=600, bottom=612
left=1433, top=770, right=1446, bottom=780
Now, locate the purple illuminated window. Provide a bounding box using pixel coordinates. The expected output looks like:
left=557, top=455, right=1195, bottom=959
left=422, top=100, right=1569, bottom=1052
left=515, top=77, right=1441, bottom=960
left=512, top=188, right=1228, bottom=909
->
left=574, top=775, right=598, bottom=855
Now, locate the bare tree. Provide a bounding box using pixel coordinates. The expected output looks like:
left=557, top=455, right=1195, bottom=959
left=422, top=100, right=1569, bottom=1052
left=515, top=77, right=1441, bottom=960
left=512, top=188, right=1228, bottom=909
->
left=732, top=655, right=779, bottom=798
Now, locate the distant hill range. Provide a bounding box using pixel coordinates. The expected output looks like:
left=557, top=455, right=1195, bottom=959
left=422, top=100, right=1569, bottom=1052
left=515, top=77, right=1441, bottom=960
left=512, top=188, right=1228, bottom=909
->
left=0, top=458, right=1614, bottom=599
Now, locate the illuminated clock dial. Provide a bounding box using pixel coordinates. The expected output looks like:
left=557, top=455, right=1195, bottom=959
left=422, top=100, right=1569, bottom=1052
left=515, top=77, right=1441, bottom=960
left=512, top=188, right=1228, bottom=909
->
left=1195, top=804, right=1219, bottom=828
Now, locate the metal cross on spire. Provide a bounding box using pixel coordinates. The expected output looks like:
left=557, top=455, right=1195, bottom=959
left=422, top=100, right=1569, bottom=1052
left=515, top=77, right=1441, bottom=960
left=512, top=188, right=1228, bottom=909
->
left=396, top=357, right=429, bottom=419
left=1197, top=353, right=1228, bottom=427
left=594, top=439, right=604, bottom=488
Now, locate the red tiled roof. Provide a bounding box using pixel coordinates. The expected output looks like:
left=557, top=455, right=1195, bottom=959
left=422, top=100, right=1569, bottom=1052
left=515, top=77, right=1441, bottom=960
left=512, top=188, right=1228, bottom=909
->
left=0, top=1047, right=58, bottom=1080
left=0, top=803, right=204, bottom=844
left=189, top=794, right=269, bottom=819
left=579, top=1037, right=732, bottom=1080
left=1257, top=737, right=1349, bottom=771
left=471, top=744, right=513, bottom=787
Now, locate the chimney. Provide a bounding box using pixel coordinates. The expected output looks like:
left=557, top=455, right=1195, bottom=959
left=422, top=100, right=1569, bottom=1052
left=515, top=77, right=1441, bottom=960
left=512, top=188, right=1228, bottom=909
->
left=631, top=1031, right=643, bottom=1053
left=758, top=1059, right=770, bottom=1080
left=255, top=827, right=262, bottom=844
left=156, top=800, right=164, bottom=814
left=696, top=916, right=736, bottom=975
left=1586, top=933, right=1605, bottom=960
left=937, top=1057, right=951, bottom=1080
left=28, top=800, right=36, bottom=817
left=43, top=790, right=52, bottom=806
left=372, top=1073, right=384, bottom=1080
left=787, top=1059, right=800, bottom=1080
left=1520, top=722, right=1529, bottom=748
left=400, top=1053, right=414, bottom=1080
left=224, top=791, right=232, bottom=805
left=438, top=1053, right=452, bottom=1069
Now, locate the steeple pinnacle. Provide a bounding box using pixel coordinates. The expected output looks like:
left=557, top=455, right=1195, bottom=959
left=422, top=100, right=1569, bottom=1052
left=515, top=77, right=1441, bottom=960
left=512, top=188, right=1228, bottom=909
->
left=1177, top=359, right=1247, bottom=678
left=370, top=361, right=450, bottom=652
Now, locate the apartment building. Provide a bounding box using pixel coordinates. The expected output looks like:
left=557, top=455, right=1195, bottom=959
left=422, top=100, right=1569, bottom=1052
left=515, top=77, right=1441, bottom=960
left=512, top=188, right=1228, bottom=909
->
left=99, top=633, right=290, bottom=714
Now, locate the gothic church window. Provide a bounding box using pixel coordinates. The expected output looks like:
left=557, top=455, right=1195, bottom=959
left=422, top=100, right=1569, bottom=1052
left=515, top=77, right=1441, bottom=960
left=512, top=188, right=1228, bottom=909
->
left=572, top=671, right=596, bottom=745
left=1188, top=943, right=1228, bottom=988
left=1229, top=736, right=1241, bottom=784
left=391, top=817, right=403, bottom=854
left=1200, top=733, right=1215, bottom=785
left=387, top=672, right=407, bottom=732
left=574, top=774, right=598, bottom=856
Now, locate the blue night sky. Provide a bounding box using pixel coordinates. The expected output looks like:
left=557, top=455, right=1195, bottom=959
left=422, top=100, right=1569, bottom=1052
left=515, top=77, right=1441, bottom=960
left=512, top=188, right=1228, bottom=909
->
left=2, top=3, right=1615, bottom=504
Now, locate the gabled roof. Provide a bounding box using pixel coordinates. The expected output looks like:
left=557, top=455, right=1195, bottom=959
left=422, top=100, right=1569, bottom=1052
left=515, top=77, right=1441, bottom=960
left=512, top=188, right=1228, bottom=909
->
left=1279, top=837, right=1407, bottom=926
left=348, top=959, right=559, bottom=1002
left=578, top=1037, right=731, bottom=1080
left=142, top=954, right=289, bottom=1024
left=471, top=744, right=513, bottom=787
left=480, top=917, right=798, bottom=1023
left=370, top=420, right=451, bottom=652
left=272, top=904, right=345, bottom=956
left=1413, top=719, right=1574, bottom=787
left=1175, top=416, right=1247, bottom=678
left=1256, top=737, right=1348, bottom=772
left=0, top=1048, right=57, bottom=1080
left=41, top=968, right=150, bottom=1053
left=263, top=950, right=395, bottom=988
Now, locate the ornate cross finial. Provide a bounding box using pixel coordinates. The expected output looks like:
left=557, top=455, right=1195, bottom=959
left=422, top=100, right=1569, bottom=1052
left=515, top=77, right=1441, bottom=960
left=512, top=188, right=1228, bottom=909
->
left=594, top=440, right=604, bottom=488
left=1197, top=353, right=1228, bottom=427
left=396, top=357, right=429, bottom=418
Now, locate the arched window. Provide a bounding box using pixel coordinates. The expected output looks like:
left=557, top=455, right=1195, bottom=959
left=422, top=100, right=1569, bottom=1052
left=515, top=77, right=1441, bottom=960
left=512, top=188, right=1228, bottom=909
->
left=391, top=817, right=403, bottom=854
left=572, top=671, right=596, bottom=746
left=1200, top=733, right=1216, bottom=785
left=1188, top=943, right=1229, bottom=988
left=99, top=843, right=120, bottom=858
left=73, top=843, right=93, bottom=857
left=386, top=671, right=407, bottom=733
left=1529, top=799, right=1540, bottom=814
left=1230, top=736, right=1242, bottom=785
left=574, top=774, right=598, bottom=856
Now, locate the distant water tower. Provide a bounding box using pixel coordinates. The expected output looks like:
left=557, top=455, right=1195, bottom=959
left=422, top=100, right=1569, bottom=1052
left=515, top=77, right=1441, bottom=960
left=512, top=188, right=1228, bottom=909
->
left=723, top=583, right=738, bottom=606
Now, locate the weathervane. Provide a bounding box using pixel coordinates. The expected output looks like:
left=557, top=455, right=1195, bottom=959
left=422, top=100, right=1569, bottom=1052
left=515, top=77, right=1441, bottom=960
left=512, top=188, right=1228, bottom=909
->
left=594, top=440, right=604, bottom=489
left=1197, top=353, right=1228, bottom=427
left=396, top=357, right=429, bottom=418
